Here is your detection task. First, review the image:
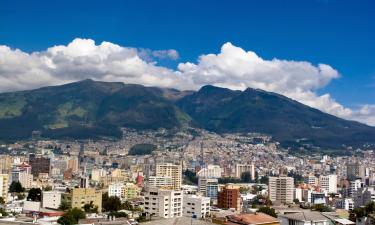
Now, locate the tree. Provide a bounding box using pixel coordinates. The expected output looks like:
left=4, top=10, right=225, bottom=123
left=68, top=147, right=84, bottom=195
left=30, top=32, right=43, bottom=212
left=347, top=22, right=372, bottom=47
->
left=258, top=206, right=277, bottom=218
left=57, top=208, right=86, bottom=225
left=9, top=181, right=24, bottom=193
left=83, top=201, right=98, bottom=213
left=59, top=200, right=71, bottom=211
left=313, top=204, right=332, bottom=212
left=27, top=188, right=42, bottom=201
left=121, top=201, right=133, bottom=211
left=0, top=197, right=4, bottom=205
left=241, top=172, right=252, bottom=183
left=102, top=193, right=122, bottom=212
left=293, top=198, right=300, bottom=204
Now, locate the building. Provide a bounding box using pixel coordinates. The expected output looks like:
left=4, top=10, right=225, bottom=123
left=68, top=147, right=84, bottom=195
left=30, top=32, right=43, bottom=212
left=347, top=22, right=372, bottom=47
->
left=226, top=213, right=280, bottom=225
left=183, top=195, right=210, bottom=218
left=336, top=198, right=354, bottom=211
left=349, top=179, right=363, bottom=197
left=19, top=172, right=33, bottom=188
left=62, top=188, right=102, bottom=212
left=197, top=165, right=222, bottom=178
left=235, top=164, right=255, bottom=180
left=198, top=177, right=219, bottom=200
left=279, top=212, right=329, bottom=225
left=143, top=187, right=183, bottom=218
left=108, top=183, right=141, bottom=201
left=217, top=184, right=241, bottom=211
left=319, top=174, right=337, bottom=193
left=156, top=163, right=182, bottom=190
left=353, top=187, right=375, bottom=208
left=347, top=163, right=365, bottom=181
left=268, top=176, right=294, bottom=204
left=67, top=157, right=79, bottom=173
left=42, top=191, right=62, bottom=209
left=148, top=176, right=174, bottom=189
left=29, top=155, right=50, bottom=177
left=305, top=175, right=319, bottom=186
left=0, top=155, right=12, bottom=175
left=0, top=174, right=9, bottom=201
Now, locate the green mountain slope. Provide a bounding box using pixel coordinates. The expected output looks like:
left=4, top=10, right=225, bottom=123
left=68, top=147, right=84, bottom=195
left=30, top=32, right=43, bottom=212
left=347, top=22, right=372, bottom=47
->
left=0, top=80, right=374, bottom=150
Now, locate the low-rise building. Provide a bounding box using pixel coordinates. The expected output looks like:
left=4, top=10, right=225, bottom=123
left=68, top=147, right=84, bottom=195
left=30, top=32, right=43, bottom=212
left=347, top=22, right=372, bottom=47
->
left=62, top=188, right=102, bottom=212
left=183, top=195, right=210, bottom=218
left=143, top=187, right=183, bottom=218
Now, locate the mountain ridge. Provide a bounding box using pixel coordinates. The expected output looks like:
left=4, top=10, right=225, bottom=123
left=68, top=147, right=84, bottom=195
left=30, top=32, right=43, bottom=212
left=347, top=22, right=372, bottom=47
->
left=0, top=79, right=374, bottom=150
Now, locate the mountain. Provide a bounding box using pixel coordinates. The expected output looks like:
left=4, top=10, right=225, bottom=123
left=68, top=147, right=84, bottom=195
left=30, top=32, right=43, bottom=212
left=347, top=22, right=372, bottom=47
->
left=0, top=79, right=374, bottom=150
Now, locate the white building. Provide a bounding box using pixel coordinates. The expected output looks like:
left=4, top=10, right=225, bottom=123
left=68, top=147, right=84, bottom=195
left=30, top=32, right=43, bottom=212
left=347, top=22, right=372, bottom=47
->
left=305, top=175, right=319, bottom=186
left=148, top=176, right=173, bottom=189
left=279, top=212, right=329, bottom=225
left=108, top=183, right=123, bottom=199
left=42, top=191, right=62, bottom=209
left=235, top=164, right=255, bottom=180
left=319, top=174, right=337, bottom=193
left=198, top=177, right=218, bottom=200
left=268, top=176, right=294, bottom=204
left=349, top=179, right=363, bottom=196
left=336, top=198, right=354, bottom=211
left=143, top=187, right=183, bottom=218
left=197, top=165, right=222, bottom=178
left=183, top=195, right=210, bottom=218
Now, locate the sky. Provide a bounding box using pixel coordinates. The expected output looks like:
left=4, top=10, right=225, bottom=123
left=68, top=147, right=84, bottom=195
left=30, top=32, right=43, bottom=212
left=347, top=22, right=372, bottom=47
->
left=0, top=0, right=375, bottom=125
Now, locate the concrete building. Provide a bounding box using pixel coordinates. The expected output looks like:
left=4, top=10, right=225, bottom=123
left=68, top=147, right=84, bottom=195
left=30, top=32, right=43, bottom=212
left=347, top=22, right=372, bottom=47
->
left=353, top=187, right=375, bottom=208
left=349, top=179, right=363, bottom=197
left=197, top=165, right=222, bottom=178
left=347, top=163, right=365, bottom=181
left=217, top=184, right=241, bottom=211
left=183, top=195, right=210, bottom=218
left=29, top=155, right=50, bottom=177
left=42, top=191, right=62, bottom=209
left=62, top=188, right=102, bottom=212
left=235, top=164, right=255, bottom=180
left=143, top=187, right=183, bottom=218
left=198, top=177, right=218, bottom=200
left=108, top=183, right=141, bottom=201
left=305, top=175, right=319, bottom=186
left=156, top=163, right=182, bottom=190
left=148, top=176, right=174, bottom=189
left=336, top=198, right=354, bottom=211
left=19, top=171, right=33, bottom=188
left=0, top=174, right=8, bottom=201
left=268, top=176, right=294, bottom=204
left=279, top=212, right=329, bottom=225
left=319, top=174, right=337, bottom=193
left=0, top=155, right=12, bottom=175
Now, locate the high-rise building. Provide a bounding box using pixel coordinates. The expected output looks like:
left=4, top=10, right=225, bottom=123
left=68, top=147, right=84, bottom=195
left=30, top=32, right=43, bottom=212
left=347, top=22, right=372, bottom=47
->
left=217, top=184, right=241, bottom=211
left=29, top=155, right=50, bottom=177
left=148, top=176, right=174, bottom=189
left=0, top=155, right=12, bottom=175
left=319, top=174, right=337, bottom=193
left=156, top=163, right=182, bottom=190
left=0, top=174, right=9, bottom=202
left=62, top=188, right=102, bottom=212
left=197, top=165, right=222, bottom=178
left=305, top=175, right=319, bottom=186
left=268, top=176, right=294, bottom=204
left=347, top=163, right=365, bottom=181
left=143, top=187, right=183, bottom=218
left=183, top=195, right=210, bottom=218
left=235, top=164, right=255, bottom=181
left=198, top=177, right=219, bottom=200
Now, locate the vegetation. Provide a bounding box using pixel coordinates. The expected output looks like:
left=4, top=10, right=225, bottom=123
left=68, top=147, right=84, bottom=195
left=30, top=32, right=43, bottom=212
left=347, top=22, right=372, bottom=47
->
left=83, top=201, right=98, bottom=213
left=108, top=211, right=128, bottom=218
left=128, top=144, right=157, bottom=156
left=57, top=208, right=86, bottom=225
left=349, top=202, right=375, bottom=222
left=27, top=188, right=42, bottom=201
left=257, top=206, right=277, bottom=218
left=241, top=171, right=252, bottom=183
left=102, top=193, right=122, bottom=212
left=59, top=200, right=71, bottom=211
left=9, top=181, right=24, bottom=193
left=183, top=170, right=198, bottom=185
left=313, top=204, right=332, bottom=212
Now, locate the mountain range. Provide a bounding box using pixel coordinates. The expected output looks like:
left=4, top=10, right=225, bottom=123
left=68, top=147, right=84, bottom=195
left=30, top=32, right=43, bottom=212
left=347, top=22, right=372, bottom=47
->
left=0, top=79, right=374, bottom=151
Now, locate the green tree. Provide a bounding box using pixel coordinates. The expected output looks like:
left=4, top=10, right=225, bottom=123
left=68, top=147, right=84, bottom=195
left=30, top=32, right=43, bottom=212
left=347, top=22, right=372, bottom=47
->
left=9, top=181, right=24, bottom=193
left=57, top=208, right=86, bottom=225
left=293, top=198, right=300, bottom=204
left=241, top=172, right=252, bottom=183
left=59, top=200, right=71, bottom=211
left=27, top=188, right=42, bottom=201
left=83, top=201, right=98, bottom=213
left=102, top=193, right=122, bottom=212
left=0, top=197, right=4, bottom=204
left=258, top=206, right=277, bottom=218
left=314, top=204, right=332, bottom=212
left=121, top=201, right=133, bottom=211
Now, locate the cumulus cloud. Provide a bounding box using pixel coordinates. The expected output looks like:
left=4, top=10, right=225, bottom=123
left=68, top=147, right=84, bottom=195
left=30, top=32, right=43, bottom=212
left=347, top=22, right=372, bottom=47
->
left=0, top=38, right=374, bottom=125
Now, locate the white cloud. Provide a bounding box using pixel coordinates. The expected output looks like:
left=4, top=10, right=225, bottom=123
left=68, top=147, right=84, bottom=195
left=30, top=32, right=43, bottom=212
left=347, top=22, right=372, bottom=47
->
left=0, top=38, right=374, bottom=126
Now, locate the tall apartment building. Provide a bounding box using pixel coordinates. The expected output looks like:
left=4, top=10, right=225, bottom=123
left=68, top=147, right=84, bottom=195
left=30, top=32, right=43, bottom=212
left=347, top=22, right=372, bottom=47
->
left=62, top=188, right=102, bottom=212
left=29, top=155, right=50, bottom=177
left=0, top=174, right=9, bottom=202
left=305, top=175, right=319, bottom=186
left=183, top=195, right=210, bottom=218
left=67, top=157, right=79, bottom=173
left=268, top=176, right=294, bottom=204
left=197, top=165, right=222, bottom=178
left=0, top=155, right=12, bottom=175
left=143, top=187, right=183, bottom=218
left=347, top=163, right=365, bottom=181
left=198, top=177, right=219, bottom=200
left=319, top=174, right=337, bottom=193
left=217, top=184, right=241, bottom=211
left=235, top=164, right=255, bottom=180
left=42, top=191, right=62, bottom=209
left=156, top=163, right=182, bottom=190
left=148, top=176, right=174, bottom=189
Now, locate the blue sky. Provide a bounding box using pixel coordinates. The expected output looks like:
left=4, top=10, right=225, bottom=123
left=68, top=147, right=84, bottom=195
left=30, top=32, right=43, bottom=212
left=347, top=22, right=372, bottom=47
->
left=1, top=0, right=375, bottom=123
